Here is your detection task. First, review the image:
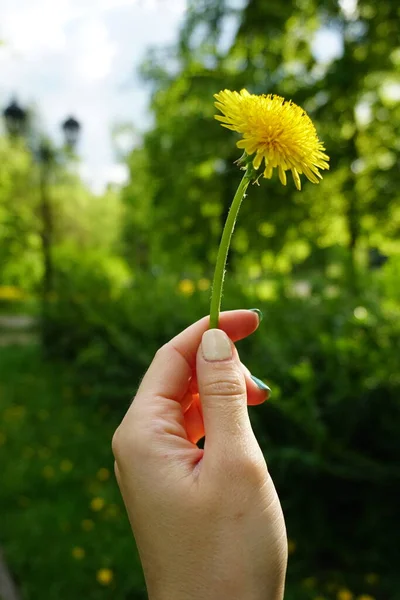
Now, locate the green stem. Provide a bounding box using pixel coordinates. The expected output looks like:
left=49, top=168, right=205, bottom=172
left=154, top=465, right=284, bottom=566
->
left=209, top=170, right=251, bottom=329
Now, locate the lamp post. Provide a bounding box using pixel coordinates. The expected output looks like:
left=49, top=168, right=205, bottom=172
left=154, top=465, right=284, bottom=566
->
left=37, top=140, right=55, bottom=335
left=3, top=99, right=81, bottom=349
left=3, top=98, right=27, bottom=137
left=62, top=116, right=81, bottom=149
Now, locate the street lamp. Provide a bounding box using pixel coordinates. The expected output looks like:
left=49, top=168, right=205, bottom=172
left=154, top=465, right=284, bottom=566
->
left=2, top=98, right=27, bottom=136
left=62, top=116, right=81, bottom=148
left=3, top=98, right=82, bottom=351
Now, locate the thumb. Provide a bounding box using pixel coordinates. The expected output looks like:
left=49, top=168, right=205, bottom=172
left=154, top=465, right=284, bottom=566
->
left=196, top=329, right=252, bottom=454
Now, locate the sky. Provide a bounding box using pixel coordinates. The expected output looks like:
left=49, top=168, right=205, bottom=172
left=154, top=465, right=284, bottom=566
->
left=0, top=0, right=343, bottom=194
left=0, top=0, right=187, bottom=192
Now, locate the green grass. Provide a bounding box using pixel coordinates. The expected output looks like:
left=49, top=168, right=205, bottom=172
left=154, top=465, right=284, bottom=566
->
left=0, top=345, right=146, bottom=600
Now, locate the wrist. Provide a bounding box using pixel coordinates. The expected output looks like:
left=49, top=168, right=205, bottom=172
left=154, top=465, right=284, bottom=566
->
left=149, top=578, right=285, bottom=600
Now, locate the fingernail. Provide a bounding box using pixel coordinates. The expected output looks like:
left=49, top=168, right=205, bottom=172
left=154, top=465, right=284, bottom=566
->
left=202, top=329, right=232, bottom=361
left=249, top=308, right=263, bottom=322
left=250, top=375, right=271, bottom=394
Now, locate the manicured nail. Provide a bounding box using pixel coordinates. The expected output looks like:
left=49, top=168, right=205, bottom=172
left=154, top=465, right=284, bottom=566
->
left=249, top=308, right=263, bottom=322
left=202, top=329, right=232, bottom=361
left=250, top=375, right=271, bottom=394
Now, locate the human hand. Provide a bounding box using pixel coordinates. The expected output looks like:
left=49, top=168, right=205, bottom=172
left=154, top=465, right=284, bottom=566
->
left=112, top=310, right=287, bottom=600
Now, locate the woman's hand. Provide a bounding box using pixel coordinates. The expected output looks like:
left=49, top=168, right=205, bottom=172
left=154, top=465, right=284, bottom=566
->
left=112, top=310, right=287, bottom=600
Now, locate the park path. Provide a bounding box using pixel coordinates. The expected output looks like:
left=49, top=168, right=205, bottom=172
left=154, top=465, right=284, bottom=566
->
left=0, top=549, right=21, bottom=600
left=0, top=315, right=37, bottom=347
left=0, top=315, right=36, bottom=599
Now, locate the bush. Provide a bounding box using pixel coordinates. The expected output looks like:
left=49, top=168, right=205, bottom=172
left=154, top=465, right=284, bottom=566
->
left=1, top=255, right=399, bottom=599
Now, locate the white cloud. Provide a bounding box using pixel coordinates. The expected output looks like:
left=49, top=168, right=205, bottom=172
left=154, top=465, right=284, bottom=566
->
left=0, top=0, right=78, bottom=55
left=0, top=0, right=187, bottom=192
left=73, top=20, right=117, bottom=81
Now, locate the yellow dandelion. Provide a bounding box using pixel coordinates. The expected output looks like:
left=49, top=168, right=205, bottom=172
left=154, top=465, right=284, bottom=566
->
left=4, top=405, right=26, bottom=420
left=178, top=279, right=195, bottom=296
left=96, top=568, right=113, bottom=586
left=97, top=467, right=110, bottom=482
left=105, top=504, right=120, bottom=518
left=198, top=278, right=211, bottom=291
left=337, top=588, right=353, bottom=600
left=302, top=577, right=317, bottom=589
left=42, top=465, right=55, bottom=479
left=365, top=573, right=379, bottom=585
left=72, top=546, right=85, bottom=560
left=0, top=286, right=25, bottom=300
left=90, top=497, right=105, bottom=512
left=60, top=459, right=73, bottom=473
left=81, top=519, right=95, bottom=532
left=214, top=88, right=329, bottom=190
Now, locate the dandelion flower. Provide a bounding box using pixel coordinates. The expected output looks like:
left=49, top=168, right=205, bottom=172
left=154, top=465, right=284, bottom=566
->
left=287, top=539, right=296, bottom=555
left=214, top=89, right=329, bottom=190
left=365, top=573, right=379, bottom=585
left=198, top=278, right=211, bottom=291
left=90, top=497, right=105, bottom=512
left=42, top=465, right=55, bottom=479
left=72, top=546, right=85, bottom=560
left=178, top=279, right=195, bottom=296
left=96, top=568, right=114, bottom=586
left=60, top=459, right=73, bottom=472
left=302, top=577, right=317, bottom=589
left=97, top=467, right=110, bottom=481
left=337, top=588, right=353, bottom=600
left=81, top=519, right=95, bottom=531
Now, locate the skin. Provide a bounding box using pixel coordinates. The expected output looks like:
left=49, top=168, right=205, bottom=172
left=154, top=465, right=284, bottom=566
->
left=112, top=310, right=287, bottom=600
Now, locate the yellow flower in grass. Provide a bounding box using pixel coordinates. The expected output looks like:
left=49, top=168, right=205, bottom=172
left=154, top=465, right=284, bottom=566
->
left=90, top=497, right=105, bottom=512
left=337, top=588, right=353, bottom=600
left=198, top=278, right=211, bottom=291
left=97, top=467, right=110, bottom=481
left=72, top=546, right=85, bottom=560
left=358, top=595, right=375, bottom=600
left=214, top=89, right=329, bottom=190
left=81, top=519, right=95, bottom=532
left=302, top=577, right=317, bottom=589
left=42, top=465, right=55, bottom=479
left=0, top=286, right=25, bottom=300
left=60, top=459, right=73, bottom=473
left=178, top=279, right=195, bottom=296
left=365, top=574, right=379, bottom=585
left=97, top=568, right=113, bottom=586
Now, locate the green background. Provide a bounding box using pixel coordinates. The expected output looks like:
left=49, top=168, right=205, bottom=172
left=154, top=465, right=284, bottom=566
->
left=0, top=0, right=399, bottom=598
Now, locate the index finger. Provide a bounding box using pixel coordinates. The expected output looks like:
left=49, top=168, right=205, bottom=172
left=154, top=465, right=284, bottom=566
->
left=134, top=309, right=260, bottom=407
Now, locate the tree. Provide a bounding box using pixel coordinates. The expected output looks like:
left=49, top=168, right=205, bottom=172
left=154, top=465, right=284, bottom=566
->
left=122, top=0, right=399, bottom=288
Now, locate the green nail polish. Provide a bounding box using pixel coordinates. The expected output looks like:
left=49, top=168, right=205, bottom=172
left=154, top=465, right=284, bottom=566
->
left=249, top=308, right=263, bottom=322
left=250, top=375, right=271, bottom=394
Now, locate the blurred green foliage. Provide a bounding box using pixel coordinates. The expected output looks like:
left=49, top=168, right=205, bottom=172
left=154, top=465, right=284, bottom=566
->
left=1, top=0, right=400, bottom=598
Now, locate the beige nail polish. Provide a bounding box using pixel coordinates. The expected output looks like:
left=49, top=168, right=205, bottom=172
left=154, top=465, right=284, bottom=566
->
left=202, top=329, right=232, bottom=361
